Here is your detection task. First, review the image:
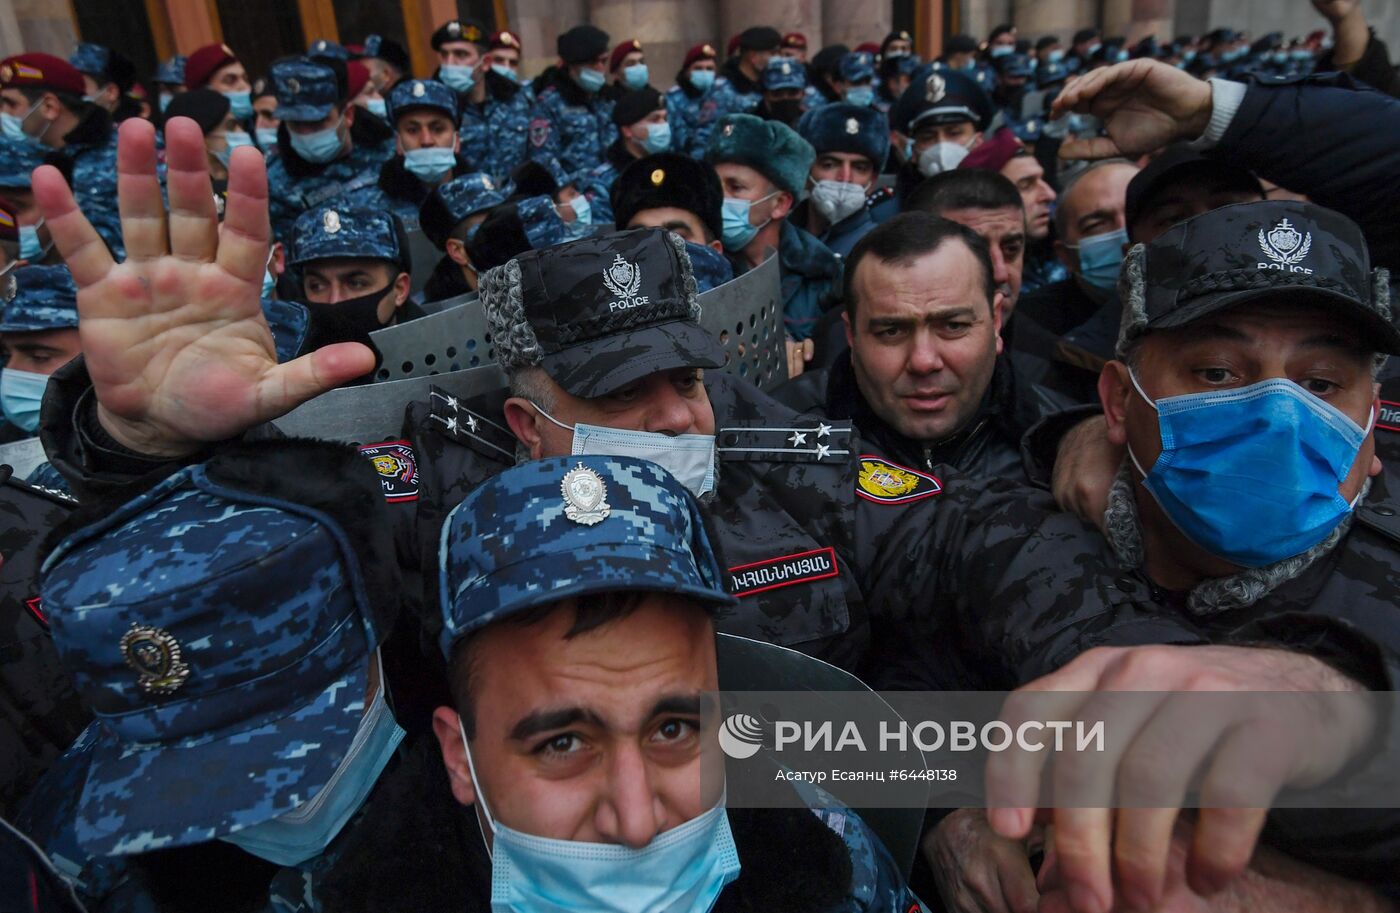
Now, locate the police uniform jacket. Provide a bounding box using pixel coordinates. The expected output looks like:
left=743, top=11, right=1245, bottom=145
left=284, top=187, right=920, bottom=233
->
left=48, top=106, right=122, bottom=259
left=525, top=69, right=616, bottom=188
left=458, top=70, right=535, bottom=184
left=265, top=129, right=390, bottom=241
left=666, top=77, right=723, bottom=158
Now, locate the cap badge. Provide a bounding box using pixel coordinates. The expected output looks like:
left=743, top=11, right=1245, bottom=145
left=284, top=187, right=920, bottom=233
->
left=781, top=61, right=791, bottom=74
left=703, top=44, right=715, bottom=56
left=1258, top=218, right=1312, bottom=272
left=650, top=168, right=665, bottom=186
left=562, top=463, right=610, bottom=525
left=602, top=253, right=647, bottom=312
left=412, top=80, right=426, bottom=97
left=722, top=123, right=733, bottom=136
left=323, top=209, right=341, bottom=233
left=465, top=25, right=482, bottom=41
left=287, top=77, right=301, bottom=94
left=0, top=65, right=12, bottom=84
left=925, top=73, right=946, bottom=103
left=845, top=117, right=859, bottom=134
left=221, top=44, right=234, bottom=56
left=120, top=624, right=191, bottom=696
left=448, top=22, right=462, bottom=37
left=315, top=40, right=326, bottom=51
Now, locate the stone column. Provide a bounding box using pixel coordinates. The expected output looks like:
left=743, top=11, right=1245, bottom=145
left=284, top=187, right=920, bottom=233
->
left=6, top=0, right=81, bottom=56
left=823, top=0, right=891, bottom=51
left=588, top=0, right=714, bottom=91
left=506, top=0, right=588, bottom=77
left=1012, top=0, right=1098, bottom=43
left=1103, top=0, right=1175, bottom=44
left=719, top=0, right=820, bottom=52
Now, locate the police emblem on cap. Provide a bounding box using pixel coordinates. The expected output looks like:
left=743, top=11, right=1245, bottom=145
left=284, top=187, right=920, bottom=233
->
left=845, top=117, right=858, bottom=134
left=562, top=463, right=610, bottom=525
left=723, top=123, right=733, bottom=136
left=448, top=21, right=462, bottom=37
left=703, top=44, right=714, bottom=56
left=287, top=77, right=300, bottom=94
left=602, top=253, right=646, bottom=311
left=412, top=80, right=426, bottom=97
left=651, top=168, right=665, bottom=185
left=780, top=61, right=791, bottom=74
left=0, top=66, right=12, bottom=84
left=323, top=210, right=341, bottom=233
left=1259, top=218, right=1312, bottom=269
left=315, top=40, right=326, bottom=51
left=465, top=25, right=481, bottom=40
left=120, top=623, right=191, bottom=696
left=925, top=73, right=946, bottom=103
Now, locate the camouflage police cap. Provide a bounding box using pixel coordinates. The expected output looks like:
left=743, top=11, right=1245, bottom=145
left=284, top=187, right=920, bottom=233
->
left=1036, top=59, right=1069, bottom=89
left=387, top=78, right=458, bottom=127
left=154, top=55, right=186, bottom=86
left=419, top=172, right=506, bottom=250
left=271, top=56, right=341, bottom=123
left=39, top=463, right=382, bottom=856
left=838, top=51, right=876, bottom=84
left=480, top=227, right=726, bottom=398
left=438, top=454, right=734, bottom=658
left=308, top=38, right=349, bottom=62
left=685, top=240, right=734, bottom=293
left=0, top=265, right=79, bottom=333
left=68, top=43, right=110, bottom=80
left=0, top=136, right=47, bottom=189
left=761, top=56, right=806, bottom=92
left=893, top=64, right=993, bottom=134
left=288, top=206, right=410, bottom=273
left=515, top=193, right=566, bottom=250
left=996, top=52, right=1035, bottom=79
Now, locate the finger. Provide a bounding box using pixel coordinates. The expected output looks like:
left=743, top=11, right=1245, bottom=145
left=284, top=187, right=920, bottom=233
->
left=32, top=165, right=114, bottom=288
left=1045, top=807, right=1111, bottom=913
left=115, top=118, right=169, bottom=262
left=1186, top=807, right=1267, bottom=897
left=1186, top=720, right=1285, bottom=895
left=164, top=117, right=219, bottom=262
left=216, top=142, right=272, bottom=285
left=1050, top=67, right=1112, bottom=117
left=998, top=856, right=1041, bottom=913
left=802, top=337, right=815, bottom=361
left=256, top=343, right=377, bottom=418
left=1057, top=136, right=1126, bottom=161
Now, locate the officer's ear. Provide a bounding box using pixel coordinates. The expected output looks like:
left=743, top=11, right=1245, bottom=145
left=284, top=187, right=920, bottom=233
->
left=770, top=190, right=794, bottom=221
left=341, top=103, right=356, bottom=129
left=1099, top=360, right=1133, bottom=446
left=503, top=396, right=546, bottom=458
left=390, top=271, right=411, bottom=307
left=431, top=706, right=478, bottom=807
left=269, top=241, right=286, bottom=277
left=445, top=237, right=469, bottom=267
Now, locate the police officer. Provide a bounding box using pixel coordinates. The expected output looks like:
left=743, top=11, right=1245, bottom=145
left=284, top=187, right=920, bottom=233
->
left=609, top=152, right=734, bottom=291
left=0, top=139, right=56, bottom=266
left=754, top=56, right=807, bottom=127
left=417, top=171, right=506, bottom=300
left=527, top=25, right=616, bottom=187
left=457, top=30, right=535, bottom=184
left=183, top=43, right=254, bottom=123
left=667, top=42, right=722, bottom=159
left=837, top=51, right=877, bottom=108
left=793, top=103, right=887, bottom=257
left=361, top=78, right=466, bottom=231
left=990, top=52, right=1039, bottom=141
left=604, top=37, right=649, bottom=102
left=351, top=34, right=411, bottom=96
left=712, top=26, right=781, bottom=116
left=934, top=33, right=995, bottom=91
left=0, top=265, right=80, bottom=440
left=460, top=193, right=566, bottom=276
left=577, top=87, right=669, bottom=225
left=67, top=43, right=138, bottom=122
left=0, top=53, right=122, bottom=258
left=875, top=51, right=918, bottom=117
left=164, top=89, right=254, bottom=200
left=706, top=113, right=841, bottom=345
left=264, top=56, right=389, bottom=241
left=152, top=54, right=186, bottom=115
left=430, top=18, right=488, bottom=96
left=890, top=65, right=993, bottom=207
left=251, top=76, right=280, bottom=152
left=779, top=31, right=809, bottom=62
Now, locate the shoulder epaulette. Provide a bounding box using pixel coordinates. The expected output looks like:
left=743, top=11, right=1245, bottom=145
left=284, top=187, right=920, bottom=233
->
left=717, top=419, right=853, bottom=464
left=426, top=387, right=516, bottom=461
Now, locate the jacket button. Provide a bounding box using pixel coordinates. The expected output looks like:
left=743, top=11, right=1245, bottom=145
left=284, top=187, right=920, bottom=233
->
left=1374, top=506, right=1396, bottom=517
left=723, top=433, right=739, bottom=446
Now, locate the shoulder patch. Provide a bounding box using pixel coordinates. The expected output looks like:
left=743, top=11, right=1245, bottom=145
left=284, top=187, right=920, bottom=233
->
left=1378, top=400, right=1400, bottom=432
left=728, top=546, right=839, bottom=597
left=24, top=596, right=47, bottom=631
left=359, top=440, right=419, bottom=502
left=856, top=455, right=941, bottom=504
left=528, top=117, right=550, bottom=147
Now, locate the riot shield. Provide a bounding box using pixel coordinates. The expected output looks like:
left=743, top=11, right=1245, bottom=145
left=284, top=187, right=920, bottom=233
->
left=368, top=299, right=494, bottom=383
left=0, top=437, right=45, bottom=479
left=404, top=228, right=444, bottom=296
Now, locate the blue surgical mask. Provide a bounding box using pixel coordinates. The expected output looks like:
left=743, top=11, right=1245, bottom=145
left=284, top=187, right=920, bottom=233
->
left=439, top=64, right=476, bottom=93
left=1183, top=50, right=1198, bottom=64
left=365, top=98, right=387, bottom=118
left=490, top=64, right=518, bottom=83
left=18, top=222, right=44, bottom=261
left=844, top=86, right=875, bottom=107
left=534, top=403, right=717, bottom=497
left=720, top=192, right=777, bottom=252
left=214, top=131, right=254, bottom=166
left=1048, top=49, right=1065, bottom=63
left=0, top=368, right=48, bottom=433
left=1069, top=227, right=1127, bottom=293
left=1127, top=374, right=1373, bottom=568
left=563, top=194, right=592, bottom=240
left=222, top=654, right=405, bottom=866
left=1, top=107, right=46, bottom=146
left=289, top=118, right=345, bottom=164
left=638, top=121, right=672, bottom=154
left=262, top=268, right=276, bottom=298
left=622, top=62, right=649, bottom=89
left=689, top=69, right=716, bottom=92
left=159, top=93, right=174, bottom=112
left=457, top=717, right=740, bottom=913
left=1086, top=42, right=1102, bottom=57
left=576, top=66, right=607, bottom=93
left=990, top=45, right=1014, bottom=58
left=1292, top=49, right=1313, bottom=61
left=224, top=90, right=253, bottom=120
left=256, top=126, right=279, bottom=149
left=404, top=146, right=457, bottom=182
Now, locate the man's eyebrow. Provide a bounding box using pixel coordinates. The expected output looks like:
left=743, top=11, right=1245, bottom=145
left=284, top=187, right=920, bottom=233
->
left=1075, top=208, right=1115, bottom=231
left=509, top=707, right=606, bottom=742
left=1299, top=333, right=1370, bottom=356
left=1174, top=323, right=1251, bottom=345
left=648, top=693, right=704, bottom=719
left=661, top=220, right=691, bottom=233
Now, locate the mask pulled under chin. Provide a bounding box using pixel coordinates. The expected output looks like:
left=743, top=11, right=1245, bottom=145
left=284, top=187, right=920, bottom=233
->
left=531, top=402, right=717, bottom=497
left=301, top=289, right=395, bottom=362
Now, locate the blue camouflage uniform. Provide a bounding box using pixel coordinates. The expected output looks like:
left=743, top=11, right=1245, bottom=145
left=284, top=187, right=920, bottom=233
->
left=154, top=55, right=185, bottom=89
left=527, top=71, right=616, bottom=187
left=358, top=79, right=467, bottom=232
left=712, top=59, right=764, bottom=117
left=459, top=70, right=535, bottom=184
left=667, top=50, right=724, bottom=158
left=53, top=114, right=122, bottom=259
left=686, top=241, right=734, bottom=292
left=264, top=57, right=388, bottom=241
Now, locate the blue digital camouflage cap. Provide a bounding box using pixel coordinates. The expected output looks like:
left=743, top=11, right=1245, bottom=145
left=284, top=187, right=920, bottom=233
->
left=839, top=51, right=875, bottom=84
left=419, top=172, right=506, bottom=249
left=0, top=265, right=79, bottom=333
left=69, top=43, right=110, bottom=79
left=516, top=194, right=566, bottom=250
left=271, top=56, right=341, bottom=123
left=762, top=57, right=806, bottom=92
left=288, top=206, right=410, bottom=273
left=1036, top=60, right=1069, bottom=89
left=308, top=39, right=349, bottom=61
left=387, top=78, right=458, bottom=126
left=685, top=240, right=733, bottom=293
left=438, top=455, right=734, bottom=657
left=155, top=55, right=186, bottom=86
left=996, top=53, right=1034, bottom=79
left=39, top=464, right=383, bottom=856
left=0, top=136, right=47, bottom=189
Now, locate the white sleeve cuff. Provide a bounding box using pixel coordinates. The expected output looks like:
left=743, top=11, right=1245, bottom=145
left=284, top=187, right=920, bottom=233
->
left=1189, top=79, right=1247, bottom=150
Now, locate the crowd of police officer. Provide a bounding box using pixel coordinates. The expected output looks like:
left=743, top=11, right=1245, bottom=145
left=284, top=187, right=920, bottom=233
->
left=3, top=1, right=1400, bottom=910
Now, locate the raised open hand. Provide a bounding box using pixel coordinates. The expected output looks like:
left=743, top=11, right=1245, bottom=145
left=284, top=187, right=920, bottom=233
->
left=33, top=116, right=375, bottom=457
left=1051, top=61, right=1214, bottom=162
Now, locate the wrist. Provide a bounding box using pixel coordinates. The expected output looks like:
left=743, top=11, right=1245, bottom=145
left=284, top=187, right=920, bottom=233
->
left=95, top=404, right=200, bottom=460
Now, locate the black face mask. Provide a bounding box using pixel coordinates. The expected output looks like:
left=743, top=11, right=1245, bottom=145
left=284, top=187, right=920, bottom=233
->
left=300, top=287, right=395, bottom=358
left=765, top=98, right=804, bottom=127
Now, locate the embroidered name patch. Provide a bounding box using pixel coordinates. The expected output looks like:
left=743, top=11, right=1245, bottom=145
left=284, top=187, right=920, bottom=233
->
left=359, top=440, right=419, bottom=502
left=856, top=456, right=941, bottom=504
left=728, top=547, right=839, bottom=597
left=1378, top=400, right=1400, bottom=433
